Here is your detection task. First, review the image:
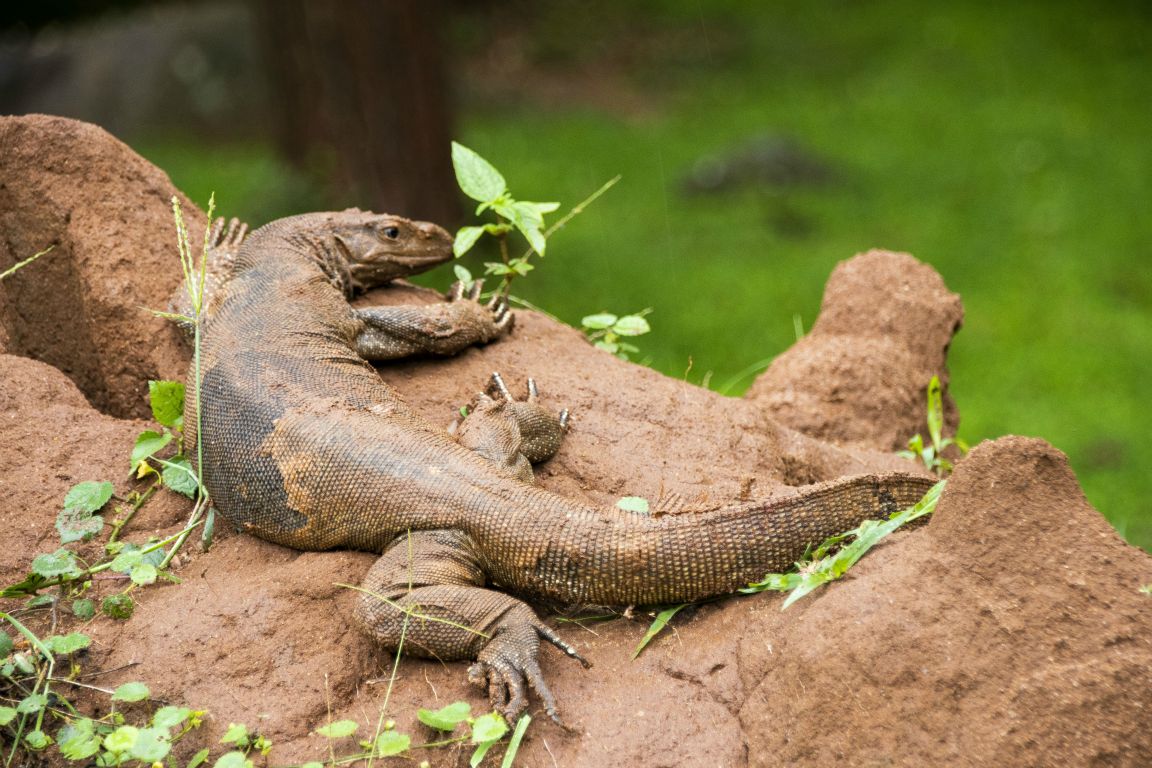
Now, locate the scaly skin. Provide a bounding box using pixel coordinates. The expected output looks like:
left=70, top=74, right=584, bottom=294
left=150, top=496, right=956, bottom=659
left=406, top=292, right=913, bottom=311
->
left=190, top=211, right=936, bottom=723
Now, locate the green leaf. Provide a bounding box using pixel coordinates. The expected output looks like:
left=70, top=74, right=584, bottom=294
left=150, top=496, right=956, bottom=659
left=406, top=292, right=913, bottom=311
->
left=593, top=339, right=619, bottom=354
left=300, top=763, right=324, bottom=768
left=45, top=632, right=91, bottom=655
left=152, top=705, right=192, bottom=730
left=149, top=380, right=185, bottom=429
left=23, top=729, right=50, bottom=750
left=483, top=261, right=516, bottom=276
left=612, top=315, right=651, bottom=336
left=112, top=681, right=151, bottom=702
left=926, top=375, right=944, bottom=449
left=417, top=701, right=472, bottom=731
left=26, top=594, right=54, bottom=609
left=58, top=718, right=101, bottom=760
left=129, top=562, right=158, bottom=586
left=454, top=226, right=487, bottom=258
left=470, top=712, right=508, bottom=744
left=374, top=730, right=410, bottom=757
left=17, top=693, right=48, bottom=714
left=0, top=707, right=16, bottom=726
left=453, top=264, right=475, bottom=288
left=131, top=429, right=173, bottom=470
left=31, top=548, right=83, bottom=579
left=102, top=594, right=135, bottom=620
left=452, top=142, right=506, bottom=203
left=615, top=496, right=650, bottom=514
left=163, top=456, right=199, bottom=498
left=213, top=751, right=252, bottom=768
left=632, top=604, right=687, bottom=659
left=72, top=598, right=96, bottom=620
left=500, top=715, right=531, bottom=768
left=110, top=548, right=144, bottom=573
left=507, top=257, right=535, bottom=277
left=471, top=739, right=497, bottom=768
left=129, top=726, right=171, bottom=762
left=104, top=725, right=139, bottom=754
left=64, top=480, right=115, bottom=514
left=187, top=747, right=211, bottom=768
left=0, top=630, right=12, bottom=657
left=581, top=313, right=618, bottom=330
left=56, top=507, right=105, bottom=544
left=220, top=722, right=249, bottom=747
left=314, top=719, right=358, bottom=739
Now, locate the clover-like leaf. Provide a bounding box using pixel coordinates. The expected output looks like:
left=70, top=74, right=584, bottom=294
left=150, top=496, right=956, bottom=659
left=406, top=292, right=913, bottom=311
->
left=149, top=380, right=186, bottom=430
left=417, top=701, right=471, bottom=731
left=374, top=730, right=411, bottom=757
left=314, top=720, right=358, bottom=739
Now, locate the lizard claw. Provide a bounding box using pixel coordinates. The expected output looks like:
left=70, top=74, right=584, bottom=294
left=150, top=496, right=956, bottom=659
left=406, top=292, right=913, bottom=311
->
left=445, top=280, right=514, bottom=336
left=467, top=615, right=589, bottom=725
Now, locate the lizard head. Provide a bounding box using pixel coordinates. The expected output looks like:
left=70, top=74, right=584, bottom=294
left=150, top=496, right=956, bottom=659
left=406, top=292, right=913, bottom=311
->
left=325, top=210, right=454, bottom=291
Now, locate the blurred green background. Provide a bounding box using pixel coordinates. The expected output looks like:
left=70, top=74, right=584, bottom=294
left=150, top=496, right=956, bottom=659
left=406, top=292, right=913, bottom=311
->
left=6, top=0, right=1150, bottom=549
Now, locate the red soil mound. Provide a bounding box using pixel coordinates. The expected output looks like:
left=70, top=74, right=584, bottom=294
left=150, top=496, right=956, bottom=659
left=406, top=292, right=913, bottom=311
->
left=1, top=115, right=1148, bottom=766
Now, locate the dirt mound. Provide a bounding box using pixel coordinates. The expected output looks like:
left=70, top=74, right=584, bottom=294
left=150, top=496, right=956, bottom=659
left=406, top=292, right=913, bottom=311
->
left=0, top=114, right=201, bottom=419
left=1, top=116, right=1149, bottom=767
left=747, top=249, right=964, bottom=452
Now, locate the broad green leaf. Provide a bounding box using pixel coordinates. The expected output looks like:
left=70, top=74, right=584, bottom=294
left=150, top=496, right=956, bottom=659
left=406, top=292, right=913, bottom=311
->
left=581, top=313, right=618, bottom=330
left=314, top=719, right=358, bottom=739
left=453, top=226, right=487, bottom=258
left=452, top=142, right=506, bottom=203
left=45, top=632, right=91, bottom=655
left=163, top=456, right=199, bottom=498
left=129, top=562, right=158, bottom=586
left=104, top=725, right=140, bottom=754
left=112, top=681, right=150, bottom=702
left=110, top=548, right=144, bottom=573
left=470, top=712, right=508, bottom=744
left=72, top=598, right=96, bottom=620
left=213, top=751, right=252, bottom=768
left=453, top=264, right=475, bottom=288
left=520, top=224, right=546, bottom=256
left=23, top=730, right=50, bottom=750
left=56, top=507, right=105, bottom=544
left=417, top=701, right=471, bottom=731
left=615, top=496, right=650, bottom=514
left=131, top=429, right=173, bottom=470
left=17, top=693, right=48, bottom=714
left=483, top=261, right=516, bottom=276
left=500, top=715, right=531, bottom=768
left=593, top=339, right=619, bottom=354
left=374, top=730, right=410, bottom=757
left=102, top=594, right=134, bottom=620
left=613, top=315, right=651, bottom=336
left=58, top=718, right=101, bottom=760
left=632, top=604, right=687, bottom=659
left=64, top=481, right=115, bottom=514
left=152, top=705, right=192, bottom=730
left=129, top=726, right=171, bottom=762
left=149, top=380, right=185, bottom=429
left=0, top=707, right=16, bottom=726
left=0, top=630, right=12, bottom=657
left=220, top=722, right=249, bottom=747
left=187, top=747, right=211, bottom=768
left=31, top=548, right=82, bottom=579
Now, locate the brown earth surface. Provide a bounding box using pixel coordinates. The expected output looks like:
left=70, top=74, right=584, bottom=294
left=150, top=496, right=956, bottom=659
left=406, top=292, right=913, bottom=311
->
left=1, top=115, right=1150, bottom=767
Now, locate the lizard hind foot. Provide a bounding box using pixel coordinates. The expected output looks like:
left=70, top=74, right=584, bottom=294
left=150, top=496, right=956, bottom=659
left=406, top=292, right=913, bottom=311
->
left=484, top=372, right=571, bottom=464
left=467, top=612, right=589, bottom=725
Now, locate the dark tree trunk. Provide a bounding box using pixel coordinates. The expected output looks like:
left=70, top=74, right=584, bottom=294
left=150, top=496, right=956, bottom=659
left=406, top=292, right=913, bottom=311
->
left=256, top=0, right=459, bottom=226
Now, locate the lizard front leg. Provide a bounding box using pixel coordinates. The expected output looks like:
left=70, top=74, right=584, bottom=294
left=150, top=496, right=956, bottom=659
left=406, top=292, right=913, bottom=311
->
left=354, top=280, right=511, bottom=360
left=354, top=529, right=588, bottom=723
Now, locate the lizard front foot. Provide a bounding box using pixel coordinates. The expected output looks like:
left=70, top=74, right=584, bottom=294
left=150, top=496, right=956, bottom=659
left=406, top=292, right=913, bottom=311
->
left=445, top=279, right=513, bottom=341
left=467, top=607, right=590, bottom=724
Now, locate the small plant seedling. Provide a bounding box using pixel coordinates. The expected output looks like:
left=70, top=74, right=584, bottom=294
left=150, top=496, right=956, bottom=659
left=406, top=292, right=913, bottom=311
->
left=1140, top=583, right=1151, bottom=596
left=897, top=375, right=968, bottom=476
left=450, top=141, right=619, bottom=295
left=743, top=480, right=945, bottom=608
left=632, top=604, right=687, bottom=659
left=582, top=310, right=652, bottom=361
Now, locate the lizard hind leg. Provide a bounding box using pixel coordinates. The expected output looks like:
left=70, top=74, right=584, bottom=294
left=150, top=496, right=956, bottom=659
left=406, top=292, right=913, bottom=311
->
left=354, top=529, right=588, bottom=724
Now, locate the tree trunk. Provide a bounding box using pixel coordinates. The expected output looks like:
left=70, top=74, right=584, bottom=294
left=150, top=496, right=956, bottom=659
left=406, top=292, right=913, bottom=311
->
left=256, top=0, right=459, bottom=226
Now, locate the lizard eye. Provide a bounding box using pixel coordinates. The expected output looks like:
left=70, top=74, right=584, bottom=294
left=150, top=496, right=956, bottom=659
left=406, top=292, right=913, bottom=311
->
left=383, top=226, right=400, bottom=239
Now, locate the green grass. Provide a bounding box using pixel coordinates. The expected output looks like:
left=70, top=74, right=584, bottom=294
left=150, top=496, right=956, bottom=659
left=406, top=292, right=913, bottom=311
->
left=136, top=0, right=1152, bottom=551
